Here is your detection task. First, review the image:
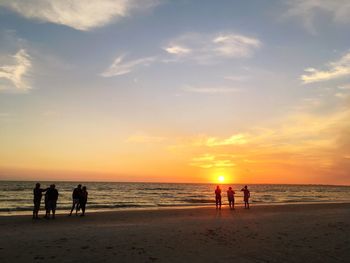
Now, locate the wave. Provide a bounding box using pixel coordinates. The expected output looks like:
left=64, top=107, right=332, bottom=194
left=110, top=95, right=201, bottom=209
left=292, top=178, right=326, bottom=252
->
left=181, top=198, right=214, bottom=204
left=140, top=188, right=181, bottom=191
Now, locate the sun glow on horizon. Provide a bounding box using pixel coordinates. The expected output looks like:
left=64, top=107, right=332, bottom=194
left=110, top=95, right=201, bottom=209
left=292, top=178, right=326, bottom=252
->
left=218, top=175, right=225, bottom=183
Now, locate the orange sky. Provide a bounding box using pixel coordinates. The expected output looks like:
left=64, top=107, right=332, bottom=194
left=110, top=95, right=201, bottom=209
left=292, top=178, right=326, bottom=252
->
left=1, top=1, right=350, bottom=185
left=1, top=104, right=349, bottom=185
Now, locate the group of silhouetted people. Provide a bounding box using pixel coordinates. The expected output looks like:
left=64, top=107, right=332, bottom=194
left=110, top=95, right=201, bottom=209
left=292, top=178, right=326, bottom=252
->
left=215, top=185, right=250, bottom=210
left=32, top=183, right=88, bottom=219
left=69, top=184, right=88, bottom=217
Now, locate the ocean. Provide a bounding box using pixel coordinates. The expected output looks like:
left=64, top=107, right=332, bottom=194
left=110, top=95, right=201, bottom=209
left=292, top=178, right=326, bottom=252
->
left=0, top=181, right=350, bottom=215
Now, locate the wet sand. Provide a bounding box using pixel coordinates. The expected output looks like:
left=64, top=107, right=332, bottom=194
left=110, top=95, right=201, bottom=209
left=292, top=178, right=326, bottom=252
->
left=0, top=203, right=349, bottom=263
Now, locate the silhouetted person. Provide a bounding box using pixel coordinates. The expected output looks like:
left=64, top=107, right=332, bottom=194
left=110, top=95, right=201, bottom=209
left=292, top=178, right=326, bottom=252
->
left=69, top=184, right=82, bottom=216
left=227, top=187, right=235, bottom=210
left=45, top=184, right=59, bottom=219
left=215, top=185, right=222, bottom=210
left=79, top=186, right=88, bottom=216
left=241, top=185, right=250, bottom=209
left=32, top=183, right=48, bottom=219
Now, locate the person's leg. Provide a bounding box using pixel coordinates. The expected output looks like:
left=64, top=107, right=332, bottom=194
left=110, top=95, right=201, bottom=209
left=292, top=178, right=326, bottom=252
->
left=33, top=202, right=38, bottom=219
left=232, top=199, right=235, bottom=209
left=81, top=203, right=85, bottom=216
left=219, top=197, right=222, bottom=209
left=75, top=201, right=80, bottom=216
left=215, top=197, right=218, bottom=209
left=69, top=201, right=76, bottom=216
left=247, top=200, right=249, bottom=209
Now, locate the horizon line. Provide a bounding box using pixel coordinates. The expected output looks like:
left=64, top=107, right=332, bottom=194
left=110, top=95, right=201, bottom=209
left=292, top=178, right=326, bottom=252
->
left=0, top=179, right=349, bottom=187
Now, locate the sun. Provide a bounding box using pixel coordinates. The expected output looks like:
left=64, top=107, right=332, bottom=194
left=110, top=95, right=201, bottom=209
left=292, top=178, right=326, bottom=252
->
left=218, top=175, right=225, bottom=183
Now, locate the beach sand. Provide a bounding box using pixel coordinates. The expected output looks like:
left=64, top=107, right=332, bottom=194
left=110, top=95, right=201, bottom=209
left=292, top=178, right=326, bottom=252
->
left=0, top=203, right=349, bottom=263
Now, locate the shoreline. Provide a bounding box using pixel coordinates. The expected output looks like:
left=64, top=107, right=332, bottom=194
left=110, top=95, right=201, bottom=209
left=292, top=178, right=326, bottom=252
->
left=1, top=201, right=350, bottom=218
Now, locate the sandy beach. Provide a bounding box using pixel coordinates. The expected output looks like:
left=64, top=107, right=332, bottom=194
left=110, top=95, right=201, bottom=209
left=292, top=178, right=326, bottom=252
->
left=0, top=203, right=349, bottom=263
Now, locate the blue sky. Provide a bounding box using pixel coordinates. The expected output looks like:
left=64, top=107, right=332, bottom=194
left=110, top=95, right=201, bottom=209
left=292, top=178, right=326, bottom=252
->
left=0, top=0, right=349, bottom=184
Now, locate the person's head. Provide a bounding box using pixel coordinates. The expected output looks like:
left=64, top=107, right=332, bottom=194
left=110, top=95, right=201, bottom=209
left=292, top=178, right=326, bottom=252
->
left=244, top=185, right=248, bottom=189
left=77, top=184, right=82, bottom=189
left=82, top=186, right=87, bottom=191
left=50, top=184, right=55, bottom=189
left=216, top=185, right=220, bottom=189
left=229, top=187, right=232, bottom=190
left=35, top=183, right=40, bottom=188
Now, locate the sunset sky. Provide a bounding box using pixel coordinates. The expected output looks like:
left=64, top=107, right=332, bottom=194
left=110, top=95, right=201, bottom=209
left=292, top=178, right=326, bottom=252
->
left=0, top=0, right=349, bottom=184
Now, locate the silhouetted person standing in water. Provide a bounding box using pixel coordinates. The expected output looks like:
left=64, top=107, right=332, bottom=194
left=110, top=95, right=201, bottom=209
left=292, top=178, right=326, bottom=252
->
left=241, top=185, right=250, bottom=209
left=227, top=187, right=235, bottom=210
left=45, top=184, right=59, bottom=219
left=79, top=186, right=88, bottom=216
left=32, top=183, right=48, bottom=219
left=215, top=185, right=222, bottom=210
left=69, top=184, right=82, bottom=216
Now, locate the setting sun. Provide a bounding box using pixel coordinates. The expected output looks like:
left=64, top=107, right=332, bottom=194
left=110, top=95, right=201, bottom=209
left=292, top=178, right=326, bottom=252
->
left=218, top=175, right=225, bottom=183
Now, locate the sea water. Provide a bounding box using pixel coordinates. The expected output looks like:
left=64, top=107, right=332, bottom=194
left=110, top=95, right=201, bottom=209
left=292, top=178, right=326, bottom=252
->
left=0, top=181, right=349, bottom=215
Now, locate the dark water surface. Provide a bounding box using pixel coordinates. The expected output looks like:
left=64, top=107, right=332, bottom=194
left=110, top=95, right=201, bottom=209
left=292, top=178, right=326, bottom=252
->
left=0, top=181, right=349, bottom=215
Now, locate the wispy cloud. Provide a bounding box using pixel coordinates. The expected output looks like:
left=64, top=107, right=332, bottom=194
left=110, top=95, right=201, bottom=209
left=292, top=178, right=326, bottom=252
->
left=284, top=0, right=350, bottom=33
left=0, top=0, right=159, bottom=31
left=338, top=84, right=350, bottom=90
left=190, top=154, right=236, bottom=168
left=164, top=45, right=191, bottom=55
left=101, top=55, right=156, bottom=77
left=182, top=85, right=241, bottom=94
left=0, top=49, right=32, bottom=92
left=174, top=134, right=247, bottom=148
left=301, top=51, right=350, bottom=84
left=163, top=32, right=261, bottom=64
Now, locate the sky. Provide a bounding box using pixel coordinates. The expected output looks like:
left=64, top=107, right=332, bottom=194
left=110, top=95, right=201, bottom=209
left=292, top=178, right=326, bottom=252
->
left=0, top=0, right=349, bottom=184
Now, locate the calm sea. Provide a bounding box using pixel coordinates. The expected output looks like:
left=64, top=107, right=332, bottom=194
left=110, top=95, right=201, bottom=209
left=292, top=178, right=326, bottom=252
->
left=0, top=181, right=349, bottom=215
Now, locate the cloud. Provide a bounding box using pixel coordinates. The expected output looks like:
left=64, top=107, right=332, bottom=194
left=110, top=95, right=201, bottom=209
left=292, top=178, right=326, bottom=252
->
left=163, top=32, right=261, bottom=63
left=177, top=134, right=247, bottom=148
left=182, top=85, right=241, bottom=94
left=338, top=84, right=350, bottom=90
left=0, top=0, right=159, bottom=31
left=190, top=154, right=236, bottom=168
left=164, top=45, right=191, bottom=55
left=101, top=55, right=156, bottom=77
left=301, top=51, right=350, bottom=84
left=0, top=49, right=32, bottom=91
left=284, top=0, right=350, bottom=33
left=335, top=92, right=348, bottom=99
